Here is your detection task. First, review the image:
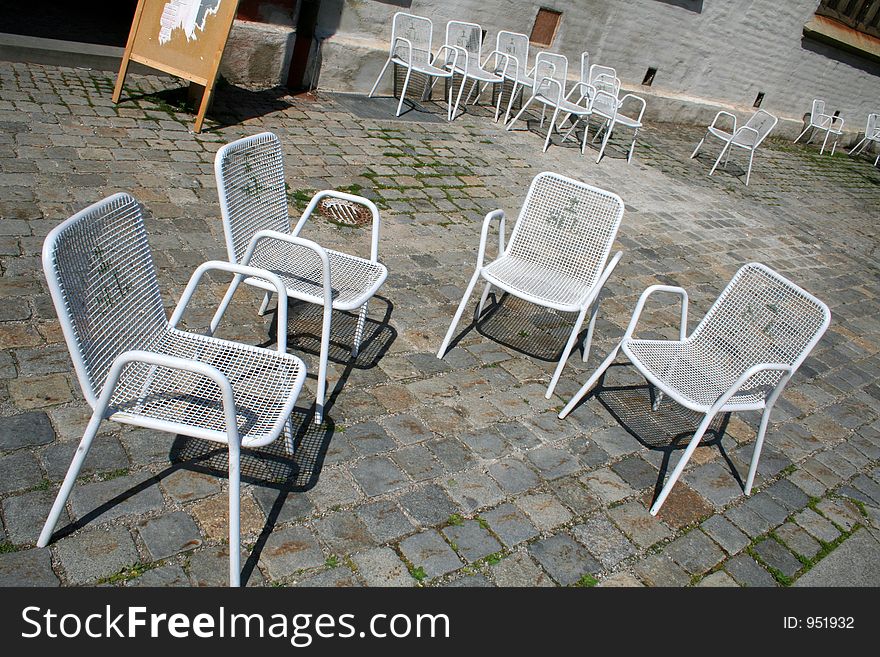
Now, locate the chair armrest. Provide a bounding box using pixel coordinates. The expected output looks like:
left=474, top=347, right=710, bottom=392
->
left=622, top=284, right=689, bottom=341
left=444, top=44, right=469, bottom=71
left=709, top=362, right=794, bottom=414
left=618, top=94, right=646, bottom=123
left=565, top=81, right=594, bottom=103
left=483, top=49, right=514, bottom=75
left=433, top=44, right=461, bottom=71
left=296, top=190, right=382, bottom=263
left=710, top=111, right=737, bottom=133
left=101, top=350, right=242, bottom=444
left=475, top=209, right=506, bottom=270
left=391, top=36, right=413, bottom=64
left=170, top=260, right=290, bottom=353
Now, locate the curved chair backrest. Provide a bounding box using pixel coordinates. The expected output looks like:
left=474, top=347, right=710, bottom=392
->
left=810, top=98, right=825, bottom=123
left=866, top=112, right=880, bottom=138
left=591, top=73, right=621, bottom=116
left=579, top=52, right=591, bottom=83
left=533, top=51, right=568, bottom=95
left=391, top=12, right=434, bottom=62
left=689, top=262, right=830, bottom=392
left=743, top=109, right=778, bottom=147
left=496, top=30, right=529, bottom=78
left=446, top=20, right=484, bottom=62
left=42, top=193, right=167, bottom=407
left=505, top=172, right=624, bottom=288
left=589, top=64, right=616, bottom=85
left=214, top=132, right=289, bottom=265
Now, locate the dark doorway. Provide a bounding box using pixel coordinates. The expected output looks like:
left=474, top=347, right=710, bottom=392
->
left=287, top=0, right=321, bottom=90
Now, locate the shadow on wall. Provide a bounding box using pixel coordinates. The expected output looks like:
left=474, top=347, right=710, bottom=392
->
left=801, top=36, right=880, bottom=77
left=652, top=0, right=703, bottom=12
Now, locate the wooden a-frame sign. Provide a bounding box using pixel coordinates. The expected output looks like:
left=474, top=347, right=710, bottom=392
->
left=113, top=0, right=240, bottom=132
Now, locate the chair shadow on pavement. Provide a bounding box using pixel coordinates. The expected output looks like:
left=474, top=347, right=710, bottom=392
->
left=576, top=363, right=741, bottom=506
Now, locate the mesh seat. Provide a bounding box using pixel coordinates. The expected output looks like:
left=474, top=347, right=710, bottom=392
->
left=692, top=109, right=778, bottom=185
left=37, top=192, right=307, bottom=587
left=215, top=132, right=387, bottom=424
left=560, top=262, right=830, bottom=516
left=438, top=172, right=625, bottom=398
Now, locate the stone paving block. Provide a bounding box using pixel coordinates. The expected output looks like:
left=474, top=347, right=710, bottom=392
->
left=313, top=510, right=376, bottom=556
left=346, top=421, right=397, bottom=456
left=126, top=564, right=189, bottom=587
left=775, top=522, right=821, bottom=560
left=443, top=573, right=494, bottom=587
left=571, top=514, right=637, bottom=568
left=550, top=476, right=602, bottom=516
left=514, top=491, right=573, bottom=532
left=725, top=504, right=773, bottom=538
left=526, top=445, right=581, bottom=480
left=0, top=449, right=43, bottom=495
left=160, top=469, right=221, bottom=503
left=700, top=514, right=750, bottom=555
left=567, top=438, right=612, bottom=470
left=0, top=411, right=54, bottom=449
left=398, top=530, right=462, bottom=579
left=815, top=498, right=862, bottom=532
left=42, top=434, right=130, bottom=481
left=187, top=545, right=258, bottom=587
left=349, top=456, right=409, bottom=497
left=2, top=488, right=70, bottom=545
left=252, top=487, right=315, bottom=525
left=481, top=503, right=539, bottom=547
left=494, top=420, right=542, bottom=450
left=458, top=427, right=510, bottom=459
left=583, top=467, right=636, bottom=505
left=398, top=483, right=459, bottom=527
left=305, top=467, right=363, bottom=511
left=354, top=500, right=416, bottom=543
left=598, top=572, right=645, bottom=587
left=764, top=478, right=811, bottom=513
left=138, top=511, right=202, bottom=560
left=295, top=567, right=362, bottom=587
left=632, top=553, right=691, bottom=587
left=529, top=534, right=602, bottom=586
left=609, top=500, right=673, bottom=548
left=426, top=436, right=477, bottom=472
left=442, top=519, right=501, bottom=563
left=443, top=468, right=505, bottom=513
left=724, top=554, right=778, bottom=587
left=8, top=373, right=73, bottom=409
left=591, top=426, right=643, bottom=459
left=490, top=551, right=554, bottom=587
left=686, top=461, right=745, bottom=508
left=352, top=547, right=414, bottom=587
left=610, top=455, right=659, bottom=491
left=786, top=470, right=827, bottom=499
left=850, top=474, right=880, bottom=506
left=664, top=529, right=725, bottom=576
left=794, top=529, right=880, bottom=587
left=69, top=472, right=165, bottom=525
left=119, top=427, right=174, bottom=466
left=488, top=457, right=540, bottom=494
left=259, top=526, right=326, bottom=580
left=0, top=547, right=59, bottom=586
left=743, top=493, right=789, bottom=528
left=793, top=508, right=841, bottom=544
left=753, top=537, right=803, bottom=579
left=55, top=526, right=140, bottom=585
left=696, top=571, right=739, bottom=587
left=381, top=413, right=435, bottom=446
left=191, top=494, right=264, bottom=541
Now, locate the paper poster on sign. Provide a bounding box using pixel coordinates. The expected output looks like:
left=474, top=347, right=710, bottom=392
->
left=113, top=0, right=239, bottom=133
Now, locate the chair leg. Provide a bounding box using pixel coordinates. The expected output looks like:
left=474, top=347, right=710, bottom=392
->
left=690, top=134, right=707, bottom=159
left=580, top=120, right=590, bottom=155
left=540, top=104, right=547, bottom=128
left=449, top=74, right=468, bottom=121
left=506, top=95, right=534, bottom=131
left=793, top=124, right=810, bottom=144
left=258, top=291, right=273, bottom=316
left=368, top=57, right=392, bottom=98
left=546, top=306, right=588, bottom=399
left=503, top=82, right=522, bottom=125
left=542, top=106, right=561, bottom=152
left=396, top=66, right=413, bottom=117
left=227, top=436, right=241, bottom=587
left=37, top=408, right=106, bottom=547
left=558, top=342, right=623, bottom=419
left=745, top=148, right=755, bottom=186
left=708, top=141, right=731, bottom=177
left=437, top=270, right=482, bottom=358
left=314, top=302, right=332, bottom=424
left=493, top=81, right=505, bottom=122
left=649, top=411, right=716, bottom=515
left=596, top=120, right=614, bottom=164
left=744, top=405, right=774, bottom=495
left=581, top=300, right=600, bottom=363
left=820, top=130, right=831, bottom=155
left=351, top=302, right=369, bottom=358
left=627, top=128, right=639, bottom=164
left=477, top=282, right=493, bottom=317
left=830, top=136, right=838, bottom=156
left=849, top=137, right=866, bottom=156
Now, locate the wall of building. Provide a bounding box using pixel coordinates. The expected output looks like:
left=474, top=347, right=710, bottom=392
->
left=311, top=0, right=880, bottom=135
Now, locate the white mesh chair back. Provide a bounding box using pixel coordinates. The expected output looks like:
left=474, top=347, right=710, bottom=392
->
left=579, top=52, right=591, bottom=84
left=215, top=132, right=289, bottom=265
left=43, top=193, right=168, bottom=406
left=688, top=262, right=830, bottom=398
left=533, top=52, right=568, bottom=96
left=740, top=109, right=777, bottom=147
left=866, top=112, right=879, bottom=137
left=391, top=12, right=434, bottom=66
left=591, top=74, right=621, bottom=116
left=505, top=172, right=624, bottom=290
left=496, top=30, right=529, bottom=78
left=810, top=99, right=825, bottom=123
left=589, top=64, right=617, bottom=85
left=446, top=20, right=483, bottom=72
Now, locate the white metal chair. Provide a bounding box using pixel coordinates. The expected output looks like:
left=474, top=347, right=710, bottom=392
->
left=505, top=52, right=570, bottom=152
left=443, top=20, right=505, bottom=121
left=369, top=12, right=461, bottom=118
left=794, top=99, right=845, bottom=155
left=589, top=64, right=617, bottom=86
left=37, top=193, right=307, bottom=587
left=556, top=52, right=592, bottom=129
left=690, top=109, right=778, bottom=186
left=437, top=172, right=625, bottom=398
left=593, top=92, right=646, bottom=164
left=559, top=262, right=830, bottom=515
left=488, top=30, right=530, bottom=123
left=215, top=132, right=387, bottom=425
left=849, top=112, right=880, bottom=165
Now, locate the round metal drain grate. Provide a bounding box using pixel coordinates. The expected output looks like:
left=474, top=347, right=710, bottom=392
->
left=317, top=197, right=372, bottom=227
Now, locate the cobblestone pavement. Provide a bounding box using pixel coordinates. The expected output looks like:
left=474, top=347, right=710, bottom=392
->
left=1, top=60, right=880, bottom=587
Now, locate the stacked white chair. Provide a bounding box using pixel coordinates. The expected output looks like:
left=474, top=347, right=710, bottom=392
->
left=504, top=52, right=570, bottom=152
left=443, top=20, right=505, bottom=121
left=691, top=109, right=778, bottom=185
left=489, top=30, right=530, bottom=123
left=794, top=99, right=845, bottom=155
